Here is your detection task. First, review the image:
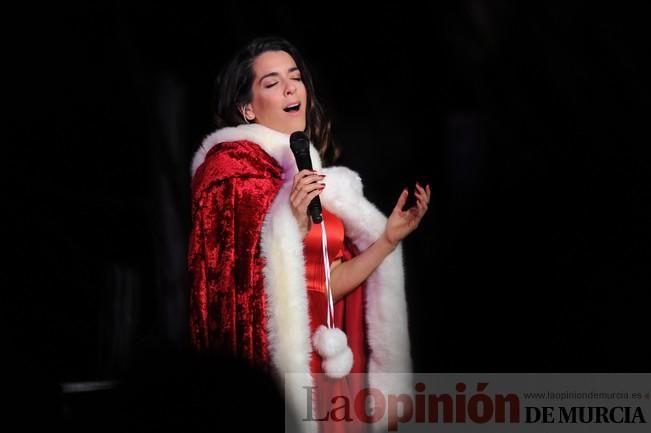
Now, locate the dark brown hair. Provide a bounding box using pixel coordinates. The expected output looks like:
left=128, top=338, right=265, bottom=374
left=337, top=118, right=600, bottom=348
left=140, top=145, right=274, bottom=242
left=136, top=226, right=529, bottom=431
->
left=213, top=36, right=339, bottom=164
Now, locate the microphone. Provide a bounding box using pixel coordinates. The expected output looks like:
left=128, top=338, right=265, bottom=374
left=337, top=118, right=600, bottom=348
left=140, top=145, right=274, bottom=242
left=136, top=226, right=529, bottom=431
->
left=290, top=131, right=323, bottom=224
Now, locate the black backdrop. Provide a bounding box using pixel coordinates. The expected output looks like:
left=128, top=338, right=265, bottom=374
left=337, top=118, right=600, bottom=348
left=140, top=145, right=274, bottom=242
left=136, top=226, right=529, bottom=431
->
left=7, top=1, right=649, bottom=395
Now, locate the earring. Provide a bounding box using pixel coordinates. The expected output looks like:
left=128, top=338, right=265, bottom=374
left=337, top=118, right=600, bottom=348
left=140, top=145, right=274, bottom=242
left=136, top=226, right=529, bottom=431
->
left=240, top=106, right=253, bottom=124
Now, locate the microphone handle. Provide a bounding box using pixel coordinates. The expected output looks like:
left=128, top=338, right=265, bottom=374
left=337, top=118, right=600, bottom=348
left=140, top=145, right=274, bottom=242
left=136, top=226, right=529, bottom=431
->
left=308, top=196, right=323, bottom=224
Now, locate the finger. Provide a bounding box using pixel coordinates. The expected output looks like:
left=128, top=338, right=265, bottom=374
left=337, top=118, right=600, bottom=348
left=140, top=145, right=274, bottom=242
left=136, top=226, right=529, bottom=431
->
left=293, top=169, right=314, bottom=181
left=415, top=188, right=428, bottom=205
left=394, top=188, right=408, bottom=212
left=416, top=190, right=429, bottom=209
left=290, top=180, right=306, bottom=202
left=290, top=190, right=305, bottom=208
left=291, top=172, right=321, bottom=198
left=291, top=175, right=314, bottom=200
left=415, top=183, right=429, bottom=203
left=298, top=181, right=325, bottom=201
left=290, top=178, right=300, bottom=199
left=416, top=200, right=429, bottom=220
left=292, top=176, right=322, bottom=202
left=416, top=198, right=427, bottom=213
left=293, top=169, right=316, bottom=187
left=290, top=186, right=299, bottom=204
left=298, top=173, right=325, bottom=189
left=416, top=185, right=431, bottom=206
left=299, top=185, right=325, bottom=210
left=292, top=181, right=323, bottom=207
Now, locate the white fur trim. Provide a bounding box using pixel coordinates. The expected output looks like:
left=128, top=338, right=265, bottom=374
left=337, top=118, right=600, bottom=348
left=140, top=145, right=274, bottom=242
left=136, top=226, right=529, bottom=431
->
left=319, top=166, right=413, bottom=400
left=259, top=183, right=316, bottom=432
left=191, top=123, right=322, bottom=178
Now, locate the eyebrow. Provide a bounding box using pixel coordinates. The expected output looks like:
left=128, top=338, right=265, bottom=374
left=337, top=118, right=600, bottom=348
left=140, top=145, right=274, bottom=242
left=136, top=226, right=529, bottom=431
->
left=258, top=67, right=300, bottom=84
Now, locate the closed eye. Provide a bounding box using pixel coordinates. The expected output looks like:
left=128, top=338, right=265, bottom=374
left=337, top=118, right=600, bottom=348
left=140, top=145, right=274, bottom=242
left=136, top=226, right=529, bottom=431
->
left=265, top=82, right=278, bottom=88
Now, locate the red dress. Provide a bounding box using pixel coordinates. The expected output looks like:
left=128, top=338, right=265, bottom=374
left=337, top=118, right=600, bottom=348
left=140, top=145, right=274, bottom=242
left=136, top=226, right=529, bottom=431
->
left=303, top=209, right=368, bottom=433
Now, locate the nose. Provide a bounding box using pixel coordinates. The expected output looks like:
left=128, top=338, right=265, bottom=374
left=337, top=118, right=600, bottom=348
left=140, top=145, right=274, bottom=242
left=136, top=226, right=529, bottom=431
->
left=285, top=80, right=296, bottom=96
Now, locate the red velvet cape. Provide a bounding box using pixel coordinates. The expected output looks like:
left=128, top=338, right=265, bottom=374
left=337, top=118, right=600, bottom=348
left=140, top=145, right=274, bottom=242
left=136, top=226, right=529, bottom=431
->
left=188, top=140, right=283, bottom=367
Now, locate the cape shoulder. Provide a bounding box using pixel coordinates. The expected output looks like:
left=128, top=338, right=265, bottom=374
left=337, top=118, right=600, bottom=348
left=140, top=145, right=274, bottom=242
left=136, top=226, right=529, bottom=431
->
left=191, top=140, right=283, bottom=197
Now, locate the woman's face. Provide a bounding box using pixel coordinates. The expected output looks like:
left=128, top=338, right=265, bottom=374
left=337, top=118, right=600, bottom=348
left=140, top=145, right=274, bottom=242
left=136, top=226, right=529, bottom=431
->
left=245, top=50, right=307, bottom=135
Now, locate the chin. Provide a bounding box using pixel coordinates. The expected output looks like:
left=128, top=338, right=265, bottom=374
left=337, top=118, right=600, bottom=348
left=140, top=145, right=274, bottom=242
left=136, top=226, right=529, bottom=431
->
left=281, top=122, right=306, bottom=135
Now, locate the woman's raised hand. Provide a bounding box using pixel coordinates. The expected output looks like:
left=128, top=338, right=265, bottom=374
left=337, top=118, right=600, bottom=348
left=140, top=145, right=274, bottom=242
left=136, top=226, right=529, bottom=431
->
left=383, top=183, right=431, bottom=246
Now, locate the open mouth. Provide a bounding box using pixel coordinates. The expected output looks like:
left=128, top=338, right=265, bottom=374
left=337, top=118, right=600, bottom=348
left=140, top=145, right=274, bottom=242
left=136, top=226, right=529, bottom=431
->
left=283, top=103, right=301, bottom=113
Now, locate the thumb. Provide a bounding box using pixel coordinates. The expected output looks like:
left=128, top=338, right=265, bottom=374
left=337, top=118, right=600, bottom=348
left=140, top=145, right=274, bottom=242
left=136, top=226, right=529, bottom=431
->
left=394, top=188, right=408, bottom=212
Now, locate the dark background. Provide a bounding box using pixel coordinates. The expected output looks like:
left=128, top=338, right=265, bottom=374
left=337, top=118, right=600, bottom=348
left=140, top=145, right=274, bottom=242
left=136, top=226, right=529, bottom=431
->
left=6, top=0, right=649, bottom=428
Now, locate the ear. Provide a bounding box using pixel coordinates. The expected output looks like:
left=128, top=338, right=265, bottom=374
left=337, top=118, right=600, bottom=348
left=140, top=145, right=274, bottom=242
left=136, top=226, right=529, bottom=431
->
left=241, top=104, right=255, bottom=121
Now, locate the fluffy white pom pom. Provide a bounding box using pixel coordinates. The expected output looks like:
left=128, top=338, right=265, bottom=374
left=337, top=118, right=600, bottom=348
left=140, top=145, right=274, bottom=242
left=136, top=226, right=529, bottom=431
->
left=312, top=325, right=347, bottom=358
left=321, top=346, right=353, bottom=379
left=312, top=325, right=354, bottom=378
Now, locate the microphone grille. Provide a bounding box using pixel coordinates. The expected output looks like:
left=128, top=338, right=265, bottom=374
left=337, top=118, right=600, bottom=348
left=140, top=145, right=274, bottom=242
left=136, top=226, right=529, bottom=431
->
left=290, top=131, right=309, bottom=154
